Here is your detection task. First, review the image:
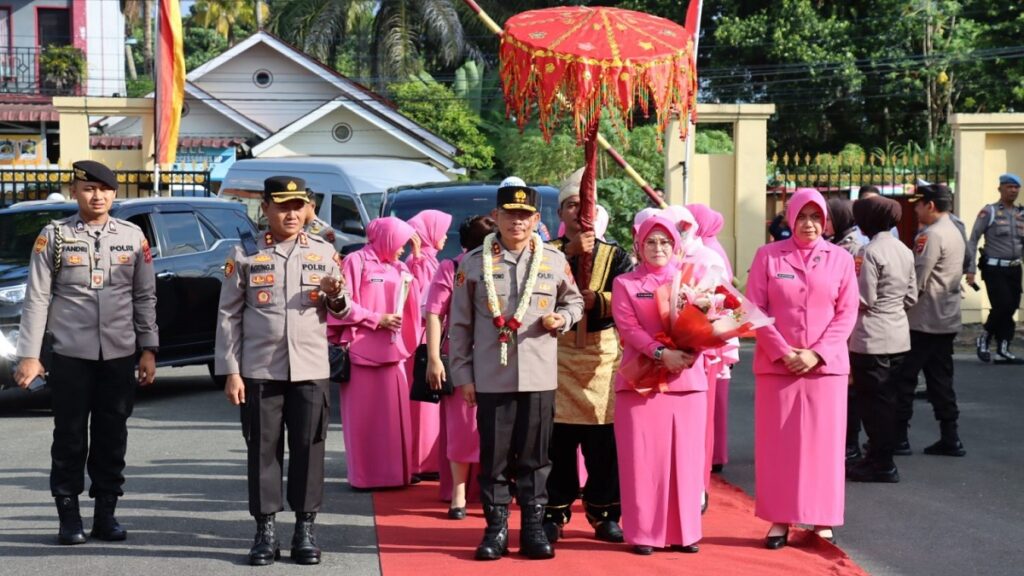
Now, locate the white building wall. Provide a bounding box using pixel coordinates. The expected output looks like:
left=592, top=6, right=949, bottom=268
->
left=258, top=108, right=429, bottom=161
left=86, top=0, right=125, bottom=96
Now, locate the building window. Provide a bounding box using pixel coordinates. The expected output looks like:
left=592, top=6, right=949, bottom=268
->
left=331, top=122, right=352, bottom=143
left=252, top=69, right=273, bottom=88
left=37, top=8, right=71, bottom=47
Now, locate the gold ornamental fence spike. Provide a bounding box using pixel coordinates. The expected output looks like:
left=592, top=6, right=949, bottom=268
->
left=782, top=152, right=790, bottom=165
left=924, top=153, right=930, bottom=165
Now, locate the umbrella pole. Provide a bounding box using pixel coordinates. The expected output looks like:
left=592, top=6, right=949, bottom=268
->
left=461, top=0, right=666, bottom=209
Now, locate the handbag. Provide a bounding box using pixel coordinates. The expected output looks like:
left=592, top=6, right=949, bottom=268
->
left=328, top=343, right=350, bottom=383
left=410, top=343, right=453, bottom=403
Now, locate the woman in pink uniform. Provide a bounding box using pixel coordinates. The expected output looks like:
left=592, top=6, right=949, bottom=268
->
left=687, top=203, right=738, bottom=477
left=745, top=188, right=859, bottom=547
left=612, top=215, right=709, bottom=556
left=424, top=215, right=494, bottom=518
left=328, top=217, right=421, bottom=489
left=405, top=210, right=453, bottom=478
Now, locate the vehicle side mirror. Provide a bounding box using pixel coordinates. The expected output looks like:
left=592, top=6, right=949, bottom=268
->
left=340, top=219, right=365, bottom=235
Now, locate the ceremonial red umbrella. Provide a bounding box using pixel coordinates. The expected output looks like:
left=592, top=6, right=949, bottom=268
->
left=499, top=6, right=697, bottom=288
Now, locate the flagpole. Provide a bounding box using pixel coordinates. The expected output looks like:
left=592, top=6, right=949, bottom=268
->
left=682, top=0, right=703, bottom=205
left=153, top=0, right=160, bottom=197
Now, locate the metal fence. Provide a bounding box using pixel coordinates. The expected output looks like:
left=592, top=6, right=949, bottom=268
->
left=765, top=151, right=955, bottom=245
left=0, top=169, right=213, bottom=207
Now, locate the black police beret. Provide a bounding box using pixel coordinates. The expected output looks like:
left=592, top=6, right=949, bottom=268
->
left=72, top=160, right=118, bottom=191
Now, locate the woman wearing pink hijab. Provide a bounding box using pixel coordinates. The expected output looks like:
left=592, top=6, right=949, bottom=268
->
left=612, top=215, right=708, bottom=555
left=327, top=217, right=422, bottom=489
left=405, top=210, right=453, bottom=479
left=687, top=204, right=738, bottom=479
left=745, top=189, right=859, bottom=547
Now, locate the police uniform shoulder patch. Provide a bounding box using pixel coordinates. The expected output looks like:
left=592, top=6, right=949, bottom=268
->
left=224, top=258, right=235, bottom=277
left=914, top=234, right=928, bottom=255
left=854, top=255, right=864, bottom=276
left=33, top=235, right=47, bottom=254
left=141, top=238, right=153, bottom=263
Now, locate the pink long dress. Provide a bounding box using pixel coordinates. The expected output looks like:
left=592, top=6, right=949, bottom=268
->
left=424, top=255, right=480, bottom=501
left=404, top=210, right=453, bottom=476
left=612, top=216, right=708, bottom=549
left=328, top=218, right=421, bottom=489
left=745, top=189, right=859, bottom=526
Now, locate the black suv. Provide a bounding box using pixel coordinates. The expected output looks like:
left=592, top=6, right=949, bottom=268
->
left=0, top=197, right=258, bottom=391
left=380, top=182, right=561, bottom=260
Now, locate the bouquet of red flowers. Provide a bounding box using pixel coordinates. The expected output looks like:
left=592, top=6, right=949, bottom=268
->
left=621, top=262, right=773, bottom=395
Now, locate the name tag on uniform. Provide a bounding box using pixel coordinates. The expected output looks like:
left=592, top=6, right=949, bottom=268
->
left=370, top=277, right=384, bottom=283
left=776, top=273, right=795, bottom=279
left=90, top=269, right=105, bottom=290
left=635, top=292, right=654, bottom=299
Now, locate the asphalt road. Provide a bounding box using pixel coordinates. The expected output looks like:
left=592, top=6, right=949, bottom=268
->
left=0, top=352, right=1022, bottom=576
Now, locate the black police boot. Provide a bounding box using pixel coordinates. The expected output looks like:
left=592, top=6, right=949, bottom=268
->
left=996, top=340, right=1018, bottom=362
left=976, top=331, right=992, bottom=362
left=846, top=457, right=900, bottom=483
left=91, top=495, right=127, bottom=541
left=291, top=512, right=322, bottom=565
left=923, top=421, right=966, bottom=457
left=248, top=514, right=281, bottom=566
left=519, top=504, right=554, bottom=559
left=593, top=520, right=625, bottom=543
left=541, top=507, right=562, bottom=543
left=55, top=496, right=87, bottom=545
left=474, top=504, right=509, bottom=561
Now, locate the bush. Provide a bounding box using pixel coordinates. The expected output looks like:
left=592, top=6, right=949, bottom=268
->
left=39, top=46, right=86, bottom=94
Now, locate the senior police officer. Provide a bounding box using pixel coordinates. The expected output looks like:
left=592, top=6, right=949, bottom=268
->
left=449, top=177, right=584, bottom=561
left=14, top=160, right=158, bottom=545
left=543, top=168, right=632, bottom=545
left=216, top=176, right=349, bottom=566
left=966, top=173, right=1024, bottom=362
left=894, top=184, right=967, bottom=457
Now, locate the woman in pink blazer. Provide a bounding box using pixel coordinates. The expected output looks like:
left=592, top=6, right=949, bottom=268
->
left=404, top=210, right=453, bottom=479
left=612, top=215, right=709, bottom=556
left=327, top=217, right=421, bottom=489
left=745, top=188, right=859, bottom=548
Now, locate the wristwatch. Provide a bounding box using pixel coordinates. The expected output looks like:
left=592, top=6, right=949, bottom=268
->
left=653, top=346, right=666, bottom=361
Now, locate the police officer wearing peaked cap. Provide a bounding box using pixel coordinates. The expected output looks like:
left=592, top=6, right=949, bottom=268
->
left=966, top=173, right=1024, bottom=362
left=14, top=159, right=159, bottom=545
left=216, top=175, right=350, bottom=566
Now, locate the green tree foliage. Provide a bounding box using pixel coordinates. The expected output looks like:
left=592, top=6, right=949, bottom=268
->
left=388, top=81, right=495, bottom=174
left=190, top=0, right=265, bottom=46
left=183, top=27, right=229, bottom=71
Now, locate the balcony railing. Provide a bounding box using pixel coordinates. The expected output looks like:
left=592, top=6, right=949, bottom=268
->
left=0, top=46, right=85, bottom=97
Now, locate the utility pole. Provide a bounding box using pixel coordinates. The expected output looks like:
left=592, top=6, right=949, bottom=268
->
left=256, top=0, right=264, bottom=30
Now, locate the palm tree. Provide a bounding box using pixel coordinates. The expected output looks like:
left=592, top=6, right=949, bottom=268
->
left=271, top=0, right=470, bottom=90
left=191, top=0, right=267, bottom=46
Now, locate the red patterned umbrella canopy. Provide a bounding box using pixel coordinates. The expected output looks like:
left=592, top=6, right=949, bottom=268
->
left=499, top=6, right=696, bottom=285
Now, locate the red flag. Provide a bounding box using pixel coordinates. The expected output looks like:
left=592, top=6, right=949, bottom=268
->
left=156, top=0, right=185, bottom=165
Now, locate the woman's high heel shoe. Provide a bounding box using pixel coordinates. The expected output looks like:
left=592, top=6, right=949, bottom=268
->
left=814, top=526, right=836, bottom=544
left=764, top=525, right=789, bottom=550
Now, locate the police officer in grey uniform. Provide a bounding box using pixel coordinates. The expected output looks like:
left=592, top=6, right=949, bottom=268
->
left=216, top=176, right=349, bottom=566
left=895, top=185, right=967, bottom=457
left=14, top=160, right=158, bottom=545
left=449, top=177, right=584, bottom=561
left=966, top=173, right=1024, bottom=362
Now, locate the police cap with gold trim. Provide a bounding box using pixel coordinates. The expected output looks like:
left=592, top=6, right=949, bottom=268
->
left=264, top=175, right=312, bottom=204
left=496, top=176, right=538, bottom=213
left=72, top=160, right=118, bottom=191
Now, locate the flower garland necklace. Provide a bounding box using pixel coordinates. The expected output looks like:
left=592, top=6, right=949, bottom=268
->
left=482, top=232, right=544, bottom=366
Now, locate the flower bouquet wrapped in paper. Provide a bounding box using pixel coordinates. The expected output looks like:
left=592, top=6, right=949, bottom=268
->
left=621, top=262, right=773, bottom=395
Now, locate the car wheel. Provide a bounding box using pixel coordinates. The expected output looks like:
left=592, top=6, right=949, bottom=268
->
left=207, top=362, right=227, bottom=390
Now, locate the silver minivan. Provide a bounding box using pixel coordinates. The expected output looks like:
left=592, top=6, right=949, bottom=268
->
left=218, top=157, right=452, bottom=249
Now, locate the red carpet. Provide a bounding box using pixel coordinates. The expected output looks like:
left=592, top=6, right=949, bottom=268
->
left=373, top=475, right=870, bottom=576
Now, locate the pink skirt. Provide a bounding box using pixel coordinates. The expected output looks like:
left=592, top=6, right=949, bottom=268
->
left=615, top=390, right=706, bottom=548
left=340, top=363, right=412, bottom=489
left=405, top=360, right=441, bottom=475
left=754, top=373, right=846, bottom=526
left=443, top=389, right=479, bottom=463
left=712, top=377, right=730, bottom=465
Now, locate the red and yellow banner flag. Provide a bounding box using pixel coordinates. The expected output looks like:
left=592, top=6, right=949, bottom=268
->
left=156, top=0, right=185, bottom=165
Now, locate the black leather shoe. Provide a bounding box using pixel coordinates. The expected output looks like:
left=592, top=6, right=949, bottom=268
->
left=845, top=445, right=862, bottom=461
left=977, top=332, right=992, bottom=363
left=593, top=520, right=624, bottom=543
left=711, top=463, right=724, bottom=473
left=447, top=507, right=466, bottom=520
left=765, top=527, right=789, bottom=550
left=671, top=544, right=699, bottom=553
left=633, top=545, right=654, bottom=555
left=846, top=459, right=900, bottom=483
left=542, top=521, right=561, bottom=543
left=55, top=496, right=87, bottom=545
left=701, top=491, right=709, bottom=515
left=249, top=514, right=281, bottom=566
left=474, top=504, right=509, bottom=560
left=519, top=504, right=554, bottom=559
left=923, top=438, right=966, bottom=457
left=291, top=512, right=322, bottom=565
left=91, top=495, right=127, bottom=541
left=864, top=440, right=912, bottom=456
